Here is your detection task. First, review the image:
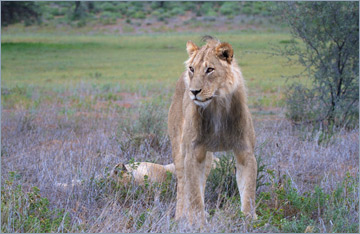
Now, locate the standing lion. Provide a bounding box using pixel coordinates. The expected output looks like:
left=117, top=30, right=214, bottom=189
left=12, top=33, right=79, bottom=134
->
left=168, top=36, right=257, bottom=225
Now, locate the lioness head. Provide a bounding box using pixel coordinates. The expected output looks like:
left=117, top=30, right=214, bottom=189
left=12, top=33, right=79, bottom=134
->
left=108, top=163, right=132, bottom=184
left=184, top=36, right=242, bottom=108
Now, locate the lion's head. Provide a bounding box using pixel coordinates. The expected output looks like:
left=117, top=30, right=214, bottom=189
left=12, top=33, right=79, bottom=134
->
left=184, top=36, right=243, bottom=108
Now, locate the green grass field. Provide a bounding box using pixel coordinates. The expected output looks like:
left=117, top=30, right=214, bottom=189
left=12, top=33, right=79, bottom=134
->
left=2, top=31, right=304, bottom=110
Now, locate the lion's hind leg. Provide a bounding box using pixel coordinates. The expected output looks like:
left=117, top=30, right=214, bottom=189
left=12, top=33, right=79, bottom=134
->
left=203, top=152, right=213, bottom=191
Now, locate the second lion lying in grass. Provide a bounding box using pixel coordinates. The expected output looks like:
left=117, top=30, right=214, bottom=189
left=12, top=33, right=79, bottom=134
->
left=55, top=158, right=220, bottom=188
left=109, top=157, right=220, bottom=185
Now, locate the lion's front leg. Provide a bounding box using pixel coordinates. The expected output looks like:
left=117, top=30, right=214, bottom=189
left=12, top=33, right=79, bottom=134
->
left=170, top=134, right=186, bottom=221
left=183, top=145, right=208, bottom=225
left=174, top=156, right=185, bottom=220
left=234, top=150, right=257, bottom=219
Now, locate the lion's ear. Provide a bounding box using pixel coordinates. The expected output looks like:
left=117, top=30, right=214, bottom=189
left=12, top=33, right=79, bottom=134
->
left=186, top=41, right=198, bottom=57
left=113, top=163, right=127, bottom=175
left=216, top=42, right=234, bottom=64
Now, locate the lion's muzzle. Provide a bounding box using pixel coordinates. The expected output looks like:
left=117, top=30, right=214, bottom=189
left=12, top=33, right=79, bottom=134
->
left=193, top=97, right=213, bottom=108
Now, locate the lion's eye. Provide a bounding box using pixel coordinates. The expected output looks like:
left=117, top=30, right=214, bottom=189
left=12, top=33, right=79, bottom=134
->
left=206, top=68, right=214, bottom=73
left=189, top=66, right=194, bottom=73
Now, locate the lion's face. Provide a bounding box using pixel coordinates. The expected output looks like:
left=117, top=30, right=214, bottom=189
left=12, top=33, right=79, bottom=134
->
left=184, top=39, right=239, bottom=108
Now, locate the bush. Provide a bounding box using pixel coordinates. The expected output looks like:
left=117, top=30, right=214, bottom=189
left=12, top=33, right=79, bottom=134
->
left=256, top=171, right=359, bottom=232
left=200, top=2, right=215, bottom=16
left=219, top=2, right=240, bottom=16
left=129, top=1, right=144, bottom=11
left=157, top=12, right=171, bottom=22
left=206, top=154, right=239, bottom=206
left=279, top=2, right=359, bottom=129
left=114, top=3, right=129, bottom=15
left=132, top=11, right=146, bottom=19
left=182, top=2, right=197, bottom=11
left=49, top=7, right=64, bottom=16
left=99, top=2, right=115, bottom=12
left=206, top=153, right=267, bottom=206
left=1, top=2, right=41, bottom=26
left=1, top=85, right=33, bottom=109
left=118, top=100, right=168, bottom=153
left=99, top=11, right=117, bottom=25
left=76, top=18, right=87, bottom=28
left=151, top=9, right=163, bottom=18
left=1, top=172, right=72, bottom=233
left=136, top=101, right=167, bottom=137
left=285, top=84, right=319, bottom=124
left=205, top=10, right=218, bottom=18
left=70, top=2, right=88, bottom=21
left=169, top=7, right=185, bottom=16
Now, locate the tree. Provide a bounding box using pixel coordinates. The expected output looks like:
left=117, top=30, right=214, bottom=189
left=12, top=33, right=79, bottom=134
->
left=279, top=2, right=359, bottom=128
left=1, top=1, right=40, bottom=26
left=71, top=1, right=87, bottom=20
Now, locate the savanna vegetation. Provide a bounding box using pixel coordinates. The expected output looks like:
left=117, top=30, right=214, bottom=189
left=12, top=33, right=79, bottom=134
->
left=1, top=1, right=358, bottom=233
left=1, top=1, right=279, bottom=27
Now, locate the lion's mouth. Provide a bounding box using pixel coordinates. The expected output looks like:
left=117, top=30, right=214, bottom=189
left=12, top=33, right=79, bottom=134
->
left=193, top=96, right=213, bottom=108
left=195, top=96, right=213, bottom=102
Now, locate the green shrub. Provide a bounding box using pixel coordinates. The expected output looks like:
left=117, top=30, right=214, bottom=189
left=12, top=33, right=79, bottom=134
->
left=219, top=2, right=240, bottom=16
left=280, top=2, right=359, bottom=129
left=129, top=1, right=144, bottom=11
left=125, top=8, right=136, bottom=18
left=151, top=9, right=162, bottom=18
left=256, top=171, right=359, bottom=232
left=206, top=154, right=238, bottom=206
left=49, top=7, right=64, bottom=16
left=125, top=18, right=132, bottom=24
left=132, top=11, right=146, bottom=19
left=170, top=7, right=185, bottom=16
left=239, top=2, right=276, bottom=16
left=200, top=2, right=214, bottom=16
left=118, top=100, right=168, bottom=152
left=150, top=1, right=160, bottom=10
left=1, top=85, right=33, bottom=109
left=285, top=83, right=318, bottom=124
left=114, top=3, right=129, bottom=14
left=206, top=152, right=268, bottom=206
left=1, top=2, right=41, bottom=26
left=1, top=172, right=72, bottom=233
left=136, top=101, right=167, bottom=137
left=76, top=18, right=86, bottom=27
left=99, top=2, right=115, bottom=12
left=205, top=10, right=218, bottom=18
left=183, top=2, right=197, bottom=11
left=99, top=11, right=117, bottom=25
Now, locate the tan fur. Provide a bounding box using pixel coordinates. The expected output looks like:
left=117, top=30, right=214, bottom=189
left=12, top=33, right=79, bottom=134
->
left=109, top=162, right=175, bottom=185
left=109, top=158, right=220, bottom=186
left=168, top=36, right=257, bottom=225
left=55, top=162, right=177, bottom=189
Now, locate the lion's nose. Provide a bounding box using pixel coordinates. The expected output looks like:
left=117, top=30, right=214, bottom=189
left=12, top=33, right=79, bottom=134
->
left=190, top=89, right=201, bottom=96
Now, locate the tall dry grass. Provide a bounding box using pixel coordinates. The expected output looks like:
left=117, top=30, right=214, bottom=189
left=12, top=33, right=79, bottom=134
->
left=1, top=87, right=358, bottom=232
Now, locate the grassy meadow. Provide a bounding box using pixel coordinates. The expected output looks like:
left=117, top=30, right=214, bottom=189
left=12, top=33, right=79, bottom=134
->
left=1, top=29, right=358, bottom=233
left=2, top=31, right=304, bottom=109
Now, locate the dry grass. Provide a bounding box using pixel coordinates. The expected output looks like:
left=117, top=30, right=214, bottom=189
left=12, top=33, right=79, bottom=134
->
left=1, top=85, right=358, bottom=232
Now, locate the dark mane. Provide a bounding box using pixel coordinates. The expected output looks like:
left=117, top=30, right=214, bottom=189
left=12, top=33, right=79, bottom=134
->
left=201, top=35, right=219, bottom=43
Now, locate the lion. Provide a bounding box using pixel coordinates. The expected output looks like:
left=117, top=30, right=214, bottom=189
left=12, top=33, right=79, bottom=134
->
left=109, top=162, right=176, bottom=185
left=55, top=162, right=177, bottom=189
left=55, top=158, right=221, bottom=189
left=168, top=36, right=257, bottom=225
left=109, top=157, right=220, bottom=186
